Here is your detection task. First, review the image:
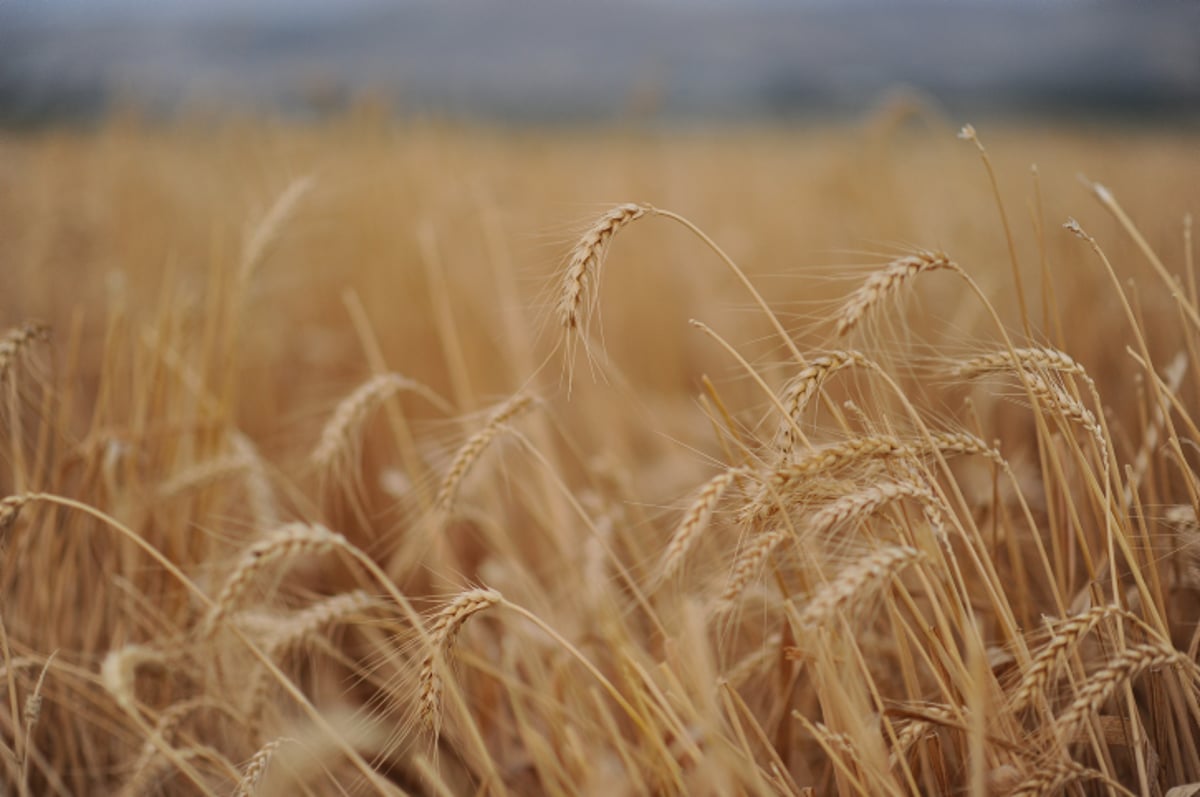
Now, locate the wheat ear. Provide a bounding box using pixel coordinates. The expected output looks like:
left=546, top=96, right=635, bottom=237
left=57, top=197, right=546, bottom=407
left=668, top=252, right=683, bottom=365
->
left=311, top=372, right=446, bottom=470
left=718, top=529, right=788, bottom=608
left=435, top=393, right=535, bottom=511
left=773, top=351, right=867, bottom=457
left=418, top=588, right=502, bottom=738
left=1009, top=757, right=1138, bottom=797
left=810, top=480, right=940, bottom=537
left=203, top=523, right=349, bottom=638
left=1053, top=642, right=1193, bottom=745
left=158, top=454, right=255, bottom=499
left=0, top=322, right=50, bottom=383
left=559, top=203, right=649, bottom=333
left=1024, top=372, right=1106, bottom=458
left=232, top=738, right=288, bottom=797
left=660, top=466, right=748, bottom=582
left=122, top=698, right=221, bottom=796
left=796, top=545, right=923, bottom=633
left=0, top=494, right=32, bottom=533
left=953, top=346, right=1090, bottom=383
left=1009, top=605, right=1142, bottom=713
left=247, top=591, right=381, bottom=726
left=836, top=251, right=957, bottom=336
left=748, top=431, right=994, bottom=524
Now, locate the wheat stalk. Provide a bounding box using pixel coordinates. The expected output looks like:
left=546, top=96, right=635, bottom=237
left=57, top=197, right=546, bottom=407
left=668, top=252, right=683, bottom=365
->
left=836, top=251, right=957, bottom=336
left=435, top=393, right=535, bottom=511
left=418, top=587, right=502, bottom=738
left=558, top=203, right=649, bottom=333
left=203, top=524, right=349, bottom=638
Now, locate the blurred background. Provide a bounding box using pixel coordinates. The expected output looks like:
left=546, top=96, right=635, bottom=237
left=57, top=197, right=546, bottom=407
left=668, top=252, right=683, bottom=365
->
left=1, top=0, right=1197, bottom=128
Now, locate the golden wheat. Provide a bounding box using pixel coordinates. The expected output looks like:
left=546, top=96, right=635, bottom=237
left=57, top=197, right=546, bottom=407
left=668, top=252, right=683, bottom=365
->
left=836, top=251, right=957, bottom=336
left=558, top=203, right=649, bottom=333
left=418, top=587, right=503, bottom=738
left=773, top=351, right=868, bottom=457
left=1053, top=643, right=1194, bottom=745
left=0, top=322, right=49, bottom=383
left=660, top=466, right=748, bottom=583
left=795, top=545, right=923, bottom=633
left=435, top=393, right=536, bottom=511
left=203, top=524, right=349, bottom=638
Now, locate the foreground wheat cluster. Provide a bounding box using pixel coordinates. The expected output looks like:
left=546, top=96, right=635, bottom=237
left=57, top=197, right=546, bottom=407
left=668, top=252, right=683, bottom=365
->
left=1, top=121, right=1199, bottom=795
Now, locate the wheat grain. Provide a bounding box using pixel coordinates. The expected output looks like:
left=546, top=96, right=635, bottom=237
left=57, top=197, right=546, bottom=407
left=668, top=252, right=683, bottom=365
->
left=660, top=466, right=748, bottom=582
left=435, top=393, right=535, bottom=511
left=418, top=587, right=502, bottom=738
left=558, top=203, right=649, bottom=333
left=836, top=251, right=956, bottom=336
left=203, top=523, right=349, bottom=638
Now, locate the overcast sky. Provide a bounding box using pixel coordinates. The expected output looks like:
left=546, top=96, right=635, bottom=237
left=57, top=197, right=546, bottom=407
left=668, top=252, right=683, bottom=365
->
left=1, top=0, right=1195, bottom=123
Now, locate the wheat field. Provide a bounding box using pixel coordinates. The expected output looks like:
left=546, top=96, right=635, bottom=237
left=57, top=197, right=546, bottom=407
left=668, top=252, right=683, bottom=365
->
left=2, top=111, right=1200, bottom=795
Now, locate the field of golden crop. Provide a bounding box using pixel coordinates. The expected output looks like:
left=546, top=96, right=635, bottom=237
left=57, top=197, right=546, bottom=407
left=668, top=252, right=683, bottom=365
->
left=2, top=111, right=1200, bottom=795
